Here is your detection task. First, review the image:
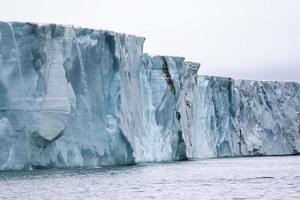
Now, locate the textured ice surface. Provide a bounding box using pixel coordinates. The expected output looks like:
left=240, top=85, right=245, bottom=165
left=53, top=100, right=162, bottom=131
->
left=190, top=76, right=300, bottom=158
left=0, top=22, right=142, bottom=169
left=137, top=55, right=189, bottom=162
left=0, top=22, right=299, bottom=170
left=0, top=22, right=197, bottom=170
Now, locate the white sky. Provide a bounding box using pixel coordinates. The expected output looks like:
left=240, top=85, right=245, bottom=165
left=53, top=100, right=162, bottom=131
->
left=1, top=0, right=299, bottom=81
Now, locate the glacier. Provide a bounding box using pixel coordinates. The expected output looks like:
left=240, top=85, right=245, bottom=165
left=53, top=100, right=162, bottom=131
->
left=190, top=76, right=300, bottom=158
left=0, top=22, right=299, bottom=170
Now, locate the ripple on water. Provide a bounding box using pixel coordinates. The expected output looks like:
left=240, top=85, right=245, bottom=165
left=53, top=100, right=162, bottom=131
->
left=0, top=156, right=300, bottom=200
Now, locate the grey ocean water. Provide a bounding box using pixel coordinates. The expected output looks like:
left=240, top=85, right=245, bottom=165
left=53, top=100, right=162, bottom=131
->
left=0, top=156, right=300, bottom=200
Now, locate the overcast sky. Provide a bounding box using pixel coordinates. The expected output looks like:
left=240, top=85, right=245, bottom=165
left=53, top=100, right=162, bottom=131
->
left=1, top=0, right=299, bottom=81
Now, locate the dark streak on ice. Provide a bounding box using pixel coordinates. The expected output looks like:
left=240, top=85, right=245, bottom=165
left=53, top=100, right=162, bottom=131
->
left=161, top=56, right=176, bottom=96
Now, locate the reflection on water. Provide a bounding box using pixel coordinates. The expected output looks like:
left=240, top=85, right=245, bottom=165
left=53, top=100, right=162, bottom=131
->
left=1, top=156, right=300, bottom=199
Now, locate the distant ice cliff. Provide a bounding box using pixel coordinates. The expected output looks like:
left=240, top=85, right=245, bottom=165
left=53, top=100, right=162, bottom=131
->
left=0, top=22, right=299, bottom=170
left=190, top=76, right=300, bottom=158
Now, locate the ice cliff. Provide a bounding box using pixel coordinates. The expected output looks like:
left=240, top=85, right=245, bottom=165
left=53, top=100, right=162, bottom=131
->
left=0, top=22, right=299, bottom=170
left=190, top=76, right=300, bottom=158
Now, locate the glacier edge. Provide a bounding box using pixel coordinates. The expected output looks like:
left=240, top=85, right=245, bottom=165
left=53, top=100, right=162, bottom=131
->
left=0, top=22, right=299, bottom=170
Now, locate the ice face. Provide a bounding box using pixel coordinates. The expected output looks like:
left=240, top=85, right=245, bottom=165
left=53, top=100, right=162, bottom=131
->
left=0, top=22, right=197, bottom=170
left=190, top=76, right=238, bottom=158
left=236, top=80, right=300, bottom=155
left=190, top=76, right=300, bottom=158
left=135, top=55, right=199, bottom=162
left=0, top=22, right=143, bottom=169
left=0, top=22, right=299, bottom=170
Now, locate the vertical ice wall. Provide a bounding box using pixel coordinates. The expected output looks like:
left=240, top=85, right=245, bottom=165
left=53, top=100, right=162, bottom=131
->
left=0, top=22, right=299, bottom=170
left=136, top=55, right=187, bottom=162
left=236, top=80, right=300, bottom=155
left=136, top=56, right=200, bottom=162
left=191, top=76, right=300, bottom=158
left=0, top=22, right=199, bottom=170
left=0, top=22, right=74, bottom=169
left=0, top=22, right=144, bottom=169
